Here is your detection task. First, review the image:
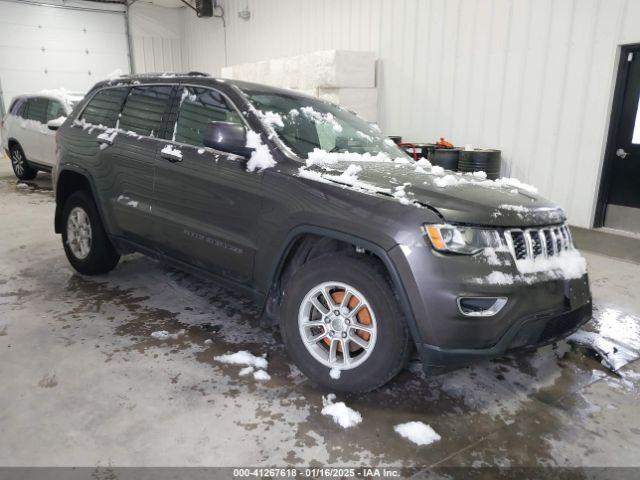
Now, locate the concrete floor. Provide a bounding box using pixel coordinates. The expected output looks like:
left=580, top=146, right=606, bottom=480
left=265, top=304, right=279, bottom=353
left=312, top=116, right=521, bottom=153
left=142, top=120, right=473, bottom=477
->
left=1, top=158, right=639, bottom=468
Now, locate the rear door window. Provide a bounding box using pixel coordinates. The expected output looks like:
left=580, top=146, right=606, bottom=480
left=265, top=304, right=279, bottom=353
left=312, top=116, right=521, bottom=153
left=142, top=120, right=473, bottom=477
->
left=119, top=85, right=173, bottom=137
left=80, top=88, right=129, bottom=128
left=24, top=98, right=47, bottom=123
left=173, top=86, right=243, bottom=147
left=46, top=99, right=66, bottom=122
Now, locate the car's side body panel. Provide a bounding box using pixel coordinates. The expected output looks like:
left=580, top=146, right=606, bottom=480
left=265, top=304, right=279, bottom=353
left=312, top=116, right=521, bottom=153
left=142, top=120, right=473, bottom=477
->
left=53, top=75, right=592, bottom=376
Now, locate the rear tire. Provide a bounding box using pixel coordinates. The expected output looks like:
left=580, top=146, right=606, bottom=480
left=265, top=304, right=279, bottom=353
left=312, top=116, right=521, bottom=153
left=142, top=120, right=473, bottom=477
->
left=61, top=191, right=120, bottom=275
left=280, top=254, right=411, bottom=392
left=9, top=144, right=37, bottom=180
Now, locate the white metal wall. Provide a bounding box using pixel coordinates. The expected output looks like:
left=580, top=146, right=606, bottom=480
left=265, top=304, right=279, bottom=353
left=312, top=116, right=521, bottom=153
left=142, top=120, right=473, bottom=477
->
left=0, top=0, right=130, bottom=109
left=129, top=2, right=184, bottom=73
left=184, top=0, right=640, bottom=228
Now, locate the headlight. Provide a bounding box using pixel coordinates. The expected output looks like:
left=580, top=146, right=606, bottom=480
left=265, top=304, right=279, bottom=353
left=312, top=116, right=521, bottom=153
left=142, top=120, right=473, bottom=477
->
left=423, top=224, right=502, bottom=255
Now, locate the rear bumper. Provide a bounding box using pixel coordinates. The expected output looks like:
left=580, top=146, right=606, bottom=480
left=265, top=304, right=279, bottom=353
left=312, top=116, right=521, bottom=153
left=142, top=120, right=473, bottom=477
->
left=418, top=302, right=592, bottom=375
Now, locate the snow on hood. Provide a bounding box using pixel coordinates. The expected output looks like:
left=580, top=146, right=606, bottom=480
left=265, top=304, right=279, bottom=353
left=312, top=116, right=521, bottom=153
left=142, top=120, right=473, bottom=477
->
left=297, top=156, right=564, bottom=227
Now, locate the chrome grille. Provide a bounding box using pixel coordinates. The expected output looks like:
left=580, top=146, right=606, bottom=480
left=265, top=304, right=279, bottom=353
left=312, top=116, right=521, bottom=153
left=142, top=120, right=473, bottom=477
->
left=505, top=225, right=573, bottom=261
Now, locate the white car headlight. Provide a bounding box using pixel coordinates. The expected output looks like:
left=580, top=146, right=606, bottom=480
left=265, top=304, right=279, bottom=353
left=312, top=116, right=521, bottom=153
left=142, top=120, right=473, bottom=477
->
left=423, top=224, right=502, bottom=255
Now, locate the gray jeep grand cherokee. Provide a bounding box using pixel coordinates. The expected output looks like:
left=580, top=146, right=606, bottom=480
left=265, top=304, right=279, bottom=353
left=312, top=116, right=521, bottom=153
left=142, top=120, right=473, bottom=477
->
left=52, top=73, right=592, bottom=392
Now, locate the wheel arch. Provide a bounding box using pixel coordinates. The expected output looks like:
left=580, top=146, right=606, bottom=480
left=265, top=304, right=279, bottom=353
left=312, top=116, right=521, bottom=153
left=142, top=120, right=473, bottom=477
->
left=7, top=137, right=19, bottom=149
left=261, top=226, right=422, bottom=346
left=54, top=166, right=110, bottom=235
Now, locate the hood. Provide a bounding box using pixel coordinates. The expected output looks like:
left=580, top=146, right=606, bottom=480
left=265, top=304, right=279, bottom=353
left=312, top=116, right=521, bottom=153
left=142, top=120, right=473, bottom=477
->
left=301, top=160, right=566, bottom=227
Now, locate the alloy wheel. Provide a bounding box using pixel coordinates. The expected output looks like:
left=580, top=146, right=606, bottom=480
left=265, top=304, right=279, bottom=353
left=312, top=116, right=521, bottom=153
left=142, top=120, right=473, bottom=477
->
left=298, top=281, right=378, bottom=370
left=11, top=149, right=24, bottom=176
left=66, top=206, right=93, bottom=260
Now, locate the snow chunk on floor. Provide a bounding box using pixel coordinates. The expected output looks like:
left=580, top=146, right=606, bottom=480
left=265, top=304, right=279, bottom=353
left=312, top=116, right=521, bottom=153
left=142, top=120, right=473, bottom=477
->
left=214, top=350, right=268, bottom=370
left=151, top=329, right=185, bottom=340
left=253, top=369, right=271, bottom=381
left=329, top=368, right=341, bottom=380
left=161, top=144, right=183, bottom=159
left=394, top=421, right=441, bottom=446
left=321, top=394, right=362, bottom=428
left=239, top=366, right=254, bottom=376
left=246, top=130, right=276, bottom=172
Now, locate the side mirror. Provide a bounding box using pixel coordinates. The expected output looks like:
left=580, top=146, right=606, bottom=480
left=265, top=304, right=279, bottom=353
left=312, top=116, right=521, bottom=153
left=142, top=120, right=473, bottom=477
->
left=47, top=116, right=66, bottom=131
left=203, top=121, right=253, bottom=158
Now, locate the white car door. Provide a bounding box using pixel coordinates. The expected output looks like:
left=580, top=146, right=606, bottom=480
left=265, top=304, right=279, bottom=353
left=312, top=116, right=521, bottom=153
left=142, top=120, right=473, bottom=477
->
left=19, top=97, right=48, bottom=164
left=40, top=99, right=67, bottom=167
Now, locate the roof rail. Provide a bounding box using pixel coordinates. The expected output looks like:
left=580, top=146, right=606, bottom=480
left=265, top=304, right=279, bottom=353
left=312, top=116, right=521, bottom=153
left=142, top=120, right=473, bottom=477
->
left=187, top=71, right=210, bottom=77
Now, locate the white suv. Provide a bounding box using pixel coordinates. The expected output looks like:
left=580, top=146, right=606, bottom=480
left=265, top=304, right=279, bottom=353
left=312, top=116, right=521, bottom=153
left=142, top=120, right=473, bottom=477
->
left=1, top=90, right=83, bottom=180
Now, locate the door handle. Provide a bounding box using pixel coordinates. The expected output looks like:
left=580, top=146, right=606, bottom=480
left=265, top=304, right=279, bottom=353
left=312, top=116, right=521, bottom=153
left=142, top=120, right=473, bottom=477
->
left=616, top=148, right=629, bottom=159
left=161, top=152, right=182, bottom=163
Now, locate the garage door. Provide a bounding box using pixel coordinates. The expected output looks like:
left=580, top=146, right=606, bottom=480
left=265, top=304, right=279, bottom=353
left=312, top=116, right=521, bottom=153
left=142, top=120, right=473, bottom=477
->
left=0, top=0, right=130, bottom=114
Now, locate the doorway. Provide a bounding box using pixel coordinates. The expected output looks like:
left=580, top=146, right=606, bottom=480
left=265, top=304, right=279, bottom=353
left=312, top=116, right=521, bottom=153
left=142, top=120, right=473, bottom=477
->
left=596, top=44, right=640, bottom=233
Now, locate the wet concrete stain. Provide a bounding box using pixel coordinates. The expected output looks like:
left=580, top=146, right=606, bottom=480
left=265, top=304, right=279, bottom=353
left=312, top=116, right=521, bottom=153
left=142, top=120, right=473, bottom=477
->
left=38, top=372, right=58, bottom=388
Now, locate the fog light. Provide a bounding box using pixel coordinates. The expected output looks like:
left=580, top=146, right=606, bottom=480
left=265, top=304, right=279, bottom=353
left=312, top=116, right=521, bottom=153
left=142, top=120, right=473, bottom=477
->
left=457, top=297, right=507, bottom=317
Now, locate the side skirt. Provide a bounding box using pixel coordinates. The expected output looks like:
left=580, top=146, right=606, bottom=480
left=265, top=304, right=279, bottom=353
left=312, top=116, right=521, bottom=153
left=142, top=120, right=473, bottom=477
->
left=111, top=236, right=266, bottom=306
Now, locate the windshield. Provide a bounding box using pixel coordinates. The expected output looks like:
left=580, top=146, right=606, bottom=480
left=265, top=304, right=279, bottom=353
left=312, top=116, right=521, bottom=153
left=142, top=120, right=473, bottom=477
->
left=242, top=89, right=410, bottom=161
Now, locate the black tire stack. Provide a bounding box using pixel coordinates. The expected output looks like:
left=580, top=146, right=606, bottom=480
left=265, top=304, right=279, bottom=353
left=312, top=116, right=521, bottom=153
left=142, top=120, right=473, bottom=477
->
left=458, top=149, right=502, bottom=179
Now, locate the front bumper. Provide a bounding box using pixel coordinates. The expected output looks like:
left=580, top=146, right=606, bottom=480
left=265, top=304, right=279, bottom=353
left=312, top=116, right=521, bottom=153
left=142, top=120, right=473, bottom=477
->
left=387, top=241, right=592, bottom=374
left=418, top=302, right=592, bottom=374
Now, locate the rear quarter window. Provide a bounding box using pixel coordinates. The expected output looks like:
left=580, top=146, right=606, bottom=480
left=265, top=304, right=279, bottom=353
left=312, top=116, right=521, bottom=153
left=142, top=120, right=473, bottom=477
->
left=80, top=87, right=129, bottom=128
left=9, top=98, right=26, bottom=117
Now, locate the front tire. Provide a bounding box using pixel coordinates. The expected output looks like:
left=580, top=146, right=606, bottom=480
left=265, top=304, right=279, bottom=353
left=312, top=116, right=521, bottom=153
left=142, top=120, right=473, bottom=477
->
left=61, top=191, right=120, bottom=275
left=9, top=144, right=37, bottom=180
left=280, top=254, right=411, bottom=392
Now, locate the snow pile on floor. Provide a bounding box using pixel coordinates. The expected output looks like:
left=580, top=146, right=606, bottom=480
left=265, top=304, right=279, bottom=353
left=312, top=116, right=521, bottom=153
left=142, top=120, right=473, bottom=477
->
left=252, top=369, right=271, bottom=381
left=214, top=350, right=270, bottom=381
left=150, top=329, right=186, bottom=340
left=329, top=368, right=341, bottom=380
left=321, top=394, right=362, bottom=428
left=214, top=350, right=268, bottom=369
left=237, top=366, right=271, bottom=380
left=245, top=130, right=276, bottom=172
left=394, top=421, right=441, bottom=446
